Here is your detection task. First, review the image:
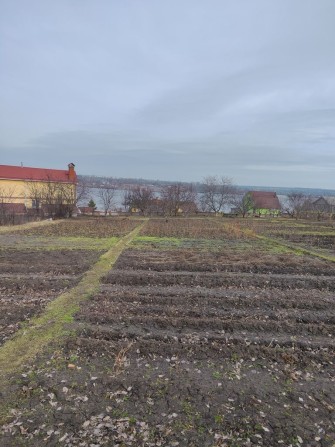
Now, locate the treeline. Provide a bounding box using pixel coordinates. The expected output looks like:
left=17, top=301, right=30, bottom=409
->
left=78, top=176, right=335, bottom=220
left=80, top=176, right=248, bottom=216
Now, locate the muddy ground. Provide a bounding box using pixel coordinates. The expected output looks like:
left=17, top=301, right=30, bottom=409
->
left=1, top=222, right=334, bottom=447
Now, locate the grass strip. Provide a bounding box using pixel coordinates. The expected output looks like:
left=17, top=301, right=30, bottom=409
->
left=257, top=234, right=335, bottom=262
left=0, top=221, right=146, bottom=390
left=0, top=219, right=60, bottom=234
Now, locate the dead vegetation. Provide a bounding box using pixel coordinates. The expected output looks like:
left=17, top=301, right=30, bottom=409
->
left=21, top=217, right=143, bottom=238
left=141, top=218, right=255, bottom=239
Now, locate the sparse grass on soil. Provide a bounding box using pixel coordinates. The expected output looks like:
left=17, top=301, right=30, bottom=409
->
left=238, top=218, right=335, bottom=260
left=21, top=217, right=142, bottom=238
left=0, top=217, right=334, bottom=447
left=141, top=217, right=255, bottom=239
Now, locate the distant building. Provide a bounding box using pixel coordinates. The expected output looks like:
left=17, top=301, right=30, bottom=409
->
left=78, top=206, right=96, bottom=215
left=244, top=191, right=281, bottom=216
left=311, top=196, right=335, bottom=214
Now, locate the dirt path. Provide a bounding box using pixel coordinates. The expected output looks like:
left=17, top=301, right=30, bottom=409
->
left=0, top=221, right=146, bottom=393
left=0, top=219, right=61, bottom=234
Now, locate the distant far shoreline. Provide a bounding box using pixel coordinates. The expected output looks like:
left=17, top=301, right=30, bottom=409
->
left=78, top=175, right=335, bottom=197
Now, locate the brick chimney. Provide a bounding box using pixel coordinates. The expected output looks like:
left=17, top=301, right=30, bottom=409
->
left=68, top=163, right=76, bottom=181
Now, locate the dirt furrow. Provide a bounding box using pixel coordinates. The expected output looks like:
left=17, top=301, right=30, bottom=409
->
left=98, top=284, right=335, bottom=309
left=103, top=269, right=335, bottom=290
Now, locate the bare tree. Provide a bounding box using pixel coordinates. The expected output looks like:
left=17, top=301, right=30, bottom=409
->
left=76, top=177, right=90, bottom=207
left=98, top=186, right=117, bottom=216
left=201, top=176, right=234, bottom=214
left=123, top=186, right=155, bottom=215
left=230, top=190, right=255, bottom=217
left=26, top=176, right=77, bottom=218
left=25, top=181, right=43, bottom=214
left=0, top=186, right=16, bottom=204
left=161, top=183, right=197, bottom=216
left=285, top=192, right=309, bottom=219
left=122, top=189, right=132, bottom=212
left=0, top=186, right=17, bottom=225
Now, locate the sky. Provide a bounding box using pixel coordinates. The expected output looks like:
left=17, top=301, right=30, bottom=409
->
left=1, top=0, right=335, bottom=189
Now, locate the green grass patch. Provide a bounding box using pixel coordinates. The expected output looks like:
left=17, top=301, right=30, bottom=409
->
left=257, top=235, right=335, bottom=262
left=132, top=235, right=269, bottom=252
left=0, top=219, right=60, bottom=234
left=132, top=236, right=183, bottom=247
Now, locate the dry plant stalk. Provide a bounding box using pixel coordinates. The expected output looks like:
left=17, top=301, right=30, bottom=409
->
left=112, top=342, right=134, bottom=375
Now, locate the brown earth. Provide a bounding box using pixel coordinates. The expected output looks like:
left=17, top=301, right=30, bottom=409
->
left=0, top=250, right=102, bottom=346
left=1, top=241, right=334, bottom=447
left=275, top=234, right=335, bottom=250
left=115, top=248, right=335, bottom=275
left=20, top=218, right=142, bottom=238
left=237, top=219, right=335, bottom=252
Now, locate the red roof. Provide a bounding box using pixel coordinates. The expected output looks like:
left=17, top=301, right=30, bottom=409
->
left=248, top=191, right=281, bottom=210
left=78, top=207, right=95, bottom=214
left=0, top=164, right=77, bottom=183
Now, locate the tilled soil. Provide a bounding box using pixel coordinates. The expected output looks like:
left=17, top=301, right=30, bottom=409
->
left=104, top=269, right=335, bottom=291
left=0, top=250, right=103, bottom=275
left=276, top=234, right=335, bottom=250
left=0, top=250, right=102, bottom=346
left=20, top=218, right=141, bottom=238
left=115, top=248, right=335, bottom=275
left=2, top=245, right=334, bottom=447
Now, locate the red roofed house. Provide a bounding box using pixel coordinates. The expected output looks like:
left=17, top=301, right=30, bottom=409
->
left=78, top=206, right=96, bottom=215
left=0, top=163, right=77, bottom=217
left=244, top=191, right=281, bottom=216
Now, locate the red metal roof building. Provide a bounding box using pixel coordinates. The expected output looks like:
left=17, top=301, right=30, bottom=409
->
left=248, top=191, right=281, bottom=210
left=0, top=163, right=77, bottom=212
left=0, top=163, right=77, bottom=183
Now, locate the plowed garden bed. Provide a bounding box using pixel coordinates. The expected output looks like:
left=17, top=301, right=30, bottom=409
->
left=1, top=218, right=334, bottom=447
left=0, top=249, right=103, bottom=345
left=0, top=217, right=135, bottom=347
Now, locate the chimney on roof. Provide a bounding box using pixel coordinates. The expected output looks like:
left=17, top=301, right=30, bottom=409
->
left=68, top=163, right=76, bottom=181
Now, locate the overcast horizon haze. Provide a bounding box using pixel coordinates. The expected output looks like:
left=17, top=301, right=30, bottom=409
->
left=1, top=1, right=334, bottom=189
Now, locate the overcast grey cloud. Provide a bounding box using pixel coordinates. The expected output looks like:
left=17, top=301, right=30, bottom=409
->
left=1, top=0, right=334, bottom=188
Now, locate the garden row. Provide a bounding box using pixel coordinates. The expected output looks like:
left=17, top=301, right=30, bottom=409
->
left=1, top=217, right=333, bottom=446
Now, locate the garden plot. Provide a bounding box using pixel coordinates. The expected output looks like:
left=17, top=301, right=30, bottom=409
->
left=238, top=218, right=335, bottom=258
left=21, top=217, right=142, bottom=238
left=0, top=218, right=135, bottom=347
left=0, top=249, right=102, bottom=346
left=2, top=219, right=333, bottom=447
